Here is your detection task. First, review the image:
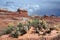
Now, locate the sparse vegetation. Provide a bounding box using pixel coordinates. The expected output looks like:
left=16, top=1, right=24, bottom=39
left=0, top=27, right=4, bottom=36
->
left=3, top=25, right=14, bottom=35
left=0, top=18, right=60, bottom=39
left=0, top=8, right=60, bottom=40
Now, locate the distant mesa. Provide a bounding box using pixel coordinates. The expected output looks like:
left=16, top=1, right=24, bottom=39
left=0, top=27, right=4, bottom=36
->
left=0, top=8, right=28, bottom=17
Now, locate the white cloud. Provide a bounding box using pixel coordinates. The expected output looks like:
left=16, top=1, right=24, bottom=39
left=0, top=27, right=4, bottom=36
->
left=32, top=5, right=40, bottom=10
left=28, top=9, right=33, bottom=12
left=28, top=9, right=33, bottom=15
left=20, top=4, right=40, bottom=15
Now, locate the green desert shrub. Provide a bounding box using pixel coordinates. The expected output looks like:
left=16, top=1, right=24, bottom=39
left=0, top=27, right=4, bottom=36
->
left=23, top=23, right=30, bottom=32
left=11, top=27, right=26, bottom=38
left=17, top=23, right=23, bottom=28
left=40, top=20, right=49, bottom=30
left=29, top=19, right=39, bottom=28
left=10, top=23, right=27, bottom=38
left=17, top=23, right=27, bottom=33
left=28, top=19, right=40, bottom=34
left=3, top=25, right=14, bottom=34
left=19, top=30, right=26, bottom=35
left=17, top=23, right=24, bottom=30
left=11, top=31, right=19, bottom=38
left=11, top=30, right=26, bottom=38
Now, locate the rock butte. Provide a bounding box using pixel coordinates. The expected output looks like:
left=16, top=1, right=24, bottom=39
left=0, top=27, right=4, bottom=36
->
left=0, top=9, right=28, bottom=17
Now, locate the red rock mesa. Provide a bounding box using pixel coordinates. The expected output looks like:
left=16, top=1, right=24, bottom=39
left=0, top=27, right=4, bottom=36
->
left=0, top=8, right=28, bottom=28
left=0, top=8, right=28, bottom=19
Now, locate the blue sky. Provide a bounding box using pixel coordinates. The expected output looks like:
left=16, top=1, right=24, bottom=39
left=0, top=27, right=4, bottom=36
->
left=0, top=0, right=60, bottom=16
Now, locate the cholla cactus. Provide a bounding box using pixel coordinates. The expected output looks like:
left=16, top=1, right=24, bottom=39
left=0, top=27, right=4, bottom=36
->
left=23, top=26, right=29, bottom=32
left=17, top=23, right=24, bottom=30
left=40, top=19, right=48, bottom=29
left=17, top=23, right=23, bottom=27
left=10, top=23, right=27, bottom=38
left=28, top=19, right=40, bottom=34
left=11, top=30, right=19, bottom=38
left=30, top=19, right=39, bottom=28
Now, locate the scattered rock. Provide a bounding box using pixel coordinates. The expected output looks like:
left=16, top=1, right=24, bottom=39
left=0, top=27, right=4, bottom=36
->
left=27, top=26, right=36, bottom=34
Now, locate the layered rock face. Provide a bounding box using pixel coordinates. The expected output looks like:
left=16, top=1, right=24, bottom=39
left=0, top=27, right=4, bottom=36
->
left=0, top=9, right=28, bottom=18
left=0, top=9, right=28, bottom=29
